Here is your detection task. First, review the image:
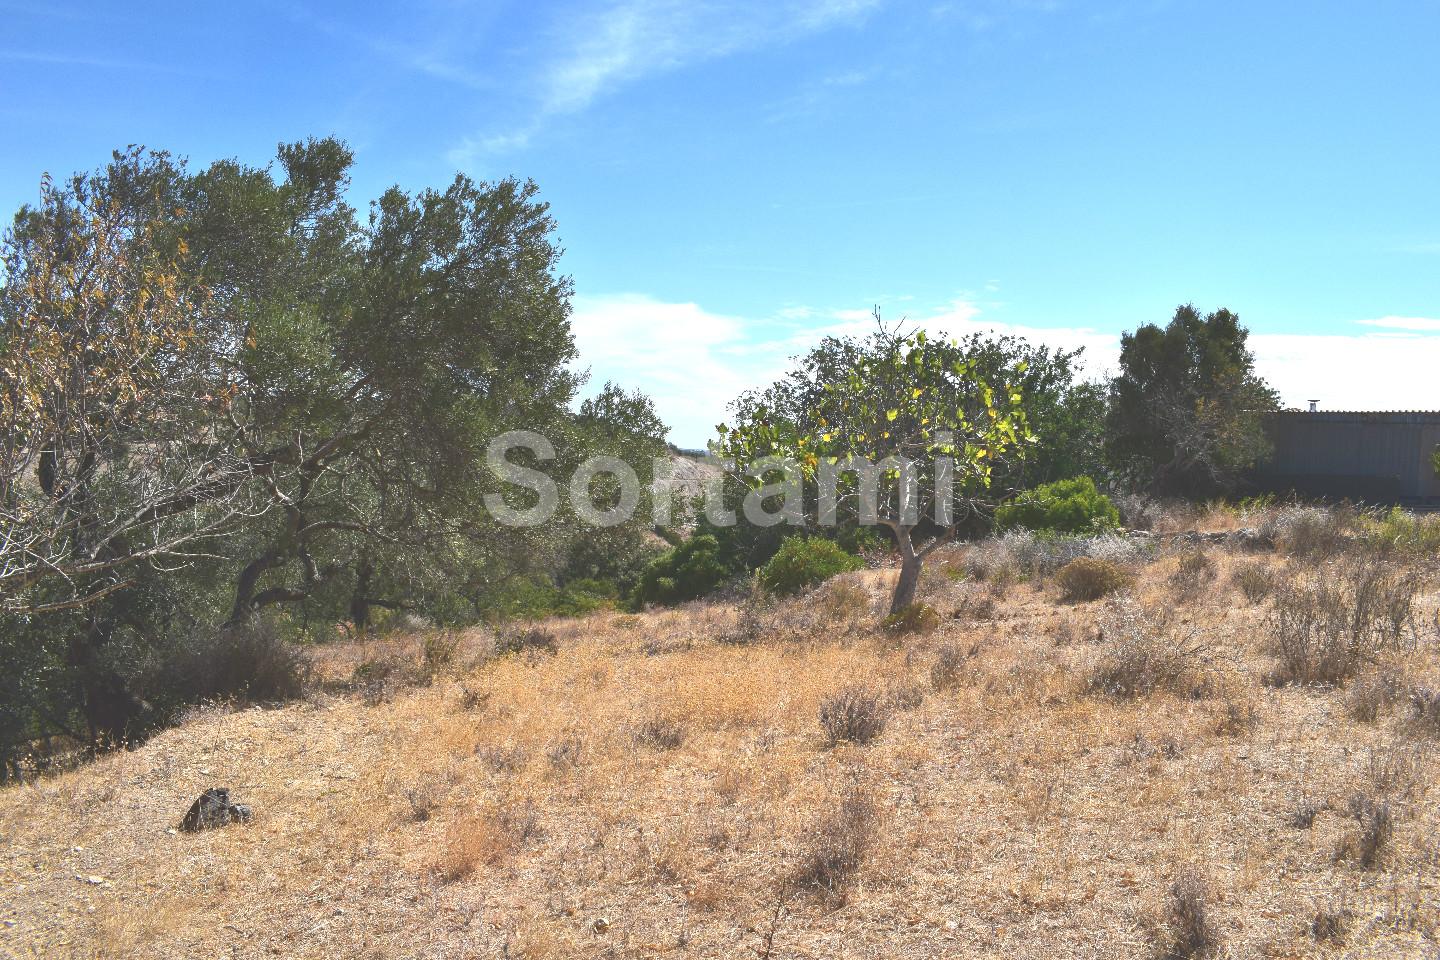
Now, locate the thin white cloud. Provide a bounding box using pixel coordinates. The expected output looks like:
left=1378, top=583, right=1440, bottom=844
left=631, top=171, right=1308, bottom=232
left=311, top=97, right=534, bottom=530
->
left=0, top=49, right=191, bottom=72
left=1356, top=316, right=1440, bottom=332
left=573, top=293, right=1440, bottom=446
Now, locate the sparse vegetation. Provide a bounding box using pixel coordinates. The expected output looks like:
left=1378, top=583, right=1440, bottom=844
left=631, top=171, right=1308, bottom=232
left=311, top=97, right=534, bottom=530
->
left=5, top=508, right=1440, bottom=958
left=1056, top=556, right=1130, bottom=602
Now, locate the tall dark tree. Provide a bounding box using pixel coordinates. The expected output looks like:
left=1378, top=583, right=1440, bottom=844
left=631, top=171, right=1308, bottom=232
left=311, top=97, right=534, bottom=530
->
left=1105, top=304, right=1279, bottom=497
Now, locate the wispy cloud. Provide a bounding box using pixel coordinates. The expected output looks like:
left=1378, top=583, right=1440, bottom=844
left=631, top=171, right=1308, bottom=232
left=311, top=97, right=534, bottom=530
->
left=0, top=49, right=189, bottom=72
left=450, top=0, right=880, bottom=166
left=1356, top=316, right=1440, bottom=332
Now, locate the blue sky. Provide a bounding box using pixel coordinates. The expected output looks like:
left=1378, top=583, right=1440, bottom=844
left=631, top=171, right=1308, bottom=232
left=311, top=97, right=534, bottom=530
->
left=4, top=0, right=1439, bottom=444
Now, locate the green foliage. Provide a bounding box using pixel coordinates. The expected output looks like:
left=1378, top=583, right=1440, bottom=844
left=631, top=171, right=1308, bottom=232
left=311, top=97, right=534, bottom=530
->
left=1357, top=506, right=1440, bottom=556
left=758, top=536, right=863, bottom=597
left=1106, top=304, right=1279, bottom=497
left=0, top=140, right=672, bottom=773
left=721, top=315, right=1034, bottom=613
left=631, top=534, right=730, bottom=608
left=475, top=576, right=619, bottom=622
left=995, top=476, right=1120, bottom=534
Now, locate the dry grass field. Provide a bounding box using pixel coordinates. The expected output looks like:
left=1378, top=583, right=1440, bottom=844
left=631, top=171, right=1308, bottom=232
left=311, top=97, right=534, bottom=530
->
left=3, top=508, right=1440, bottom=959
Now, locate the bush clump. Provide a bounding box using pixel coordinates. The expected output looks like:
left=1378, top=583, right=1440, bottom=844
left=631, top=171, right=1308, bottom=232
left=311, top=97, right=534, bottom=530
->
left=758, top=536, right=863, bottom=597
left=1266, top=560, right=1422, bottom=685
left=630, top=534, right=730, bottom=608
left=1055, top=557, right=1129, bottom=602
left=819, top=686, right=889, bottom=746
left=1229, top=562, right=1277, bottom=603
left=882, top=602, right=941, bottom=635
left=1087, top=600, right=1209, bottom=699
left=995, top=476, right=1120, bottom=535
left=159, top=619, right=310, bottom=706
left=787, top=785, right=881, bottom=901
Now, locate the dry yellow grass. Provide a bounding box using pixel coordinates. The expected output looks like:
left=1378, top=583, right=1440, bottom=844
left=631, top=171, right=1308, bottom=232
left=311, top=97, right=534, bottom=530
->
left=3, top=544, right=1439, bottom=958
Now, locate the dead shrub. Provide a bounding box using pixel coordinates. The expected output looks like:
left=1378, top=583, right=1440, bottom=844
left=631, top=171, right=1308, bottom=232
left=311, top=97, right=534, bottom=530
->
left=1158, top=869, right=1220, bottom=959
left=494, top=626, right=559, bottom=658
left=930, top=641, right=980, bottom=691
left=1336, top=794, right=1393, bottom=869
left=1347, top=669, right=1405, bottom=722
left=476, top=742, right=529, bottom=773
left=1055, top=557, right=1128, bottom=603
left=631, top=717, right=687, bottom=751
left=786, top=785, right=881, bottom=900
left=1087, top=600, right=1209, bottom=699
left=1407, top=685, right=1440, bottom=736
left=1266, top=560, right=1423, bottom=686
left=1168, top=550, right=1216, bottom=599
left=819, top=686, right=889, bottom=746
left=882, top=602, right=940, bottom=635
left=1229, top=563, right=1277, bottom=603
left=545, top=734, right=584, bottom=771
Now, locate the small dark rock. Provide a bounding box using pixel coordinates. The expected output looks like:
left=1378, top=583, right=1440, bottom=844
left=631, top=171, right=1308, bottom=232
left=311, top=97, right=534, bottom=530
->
left=180, top=787, right=252, bottom=832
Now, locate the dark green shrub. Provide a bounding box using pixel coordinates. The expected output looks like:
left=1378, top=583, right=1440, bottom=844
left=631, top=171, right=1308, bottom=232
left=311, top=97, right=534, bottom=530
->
left=995, top=476, right=1120, bottom=535
left=630, top=534, right=729, bottom=608
left=758, top=536, right=863, bottom=596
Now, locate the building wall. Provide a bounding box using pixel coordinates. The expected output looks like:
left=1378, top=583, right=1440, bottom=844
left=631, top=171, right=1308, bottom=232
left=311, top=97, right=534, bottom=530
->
left=1255, top=411, right=1440, bottom=504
